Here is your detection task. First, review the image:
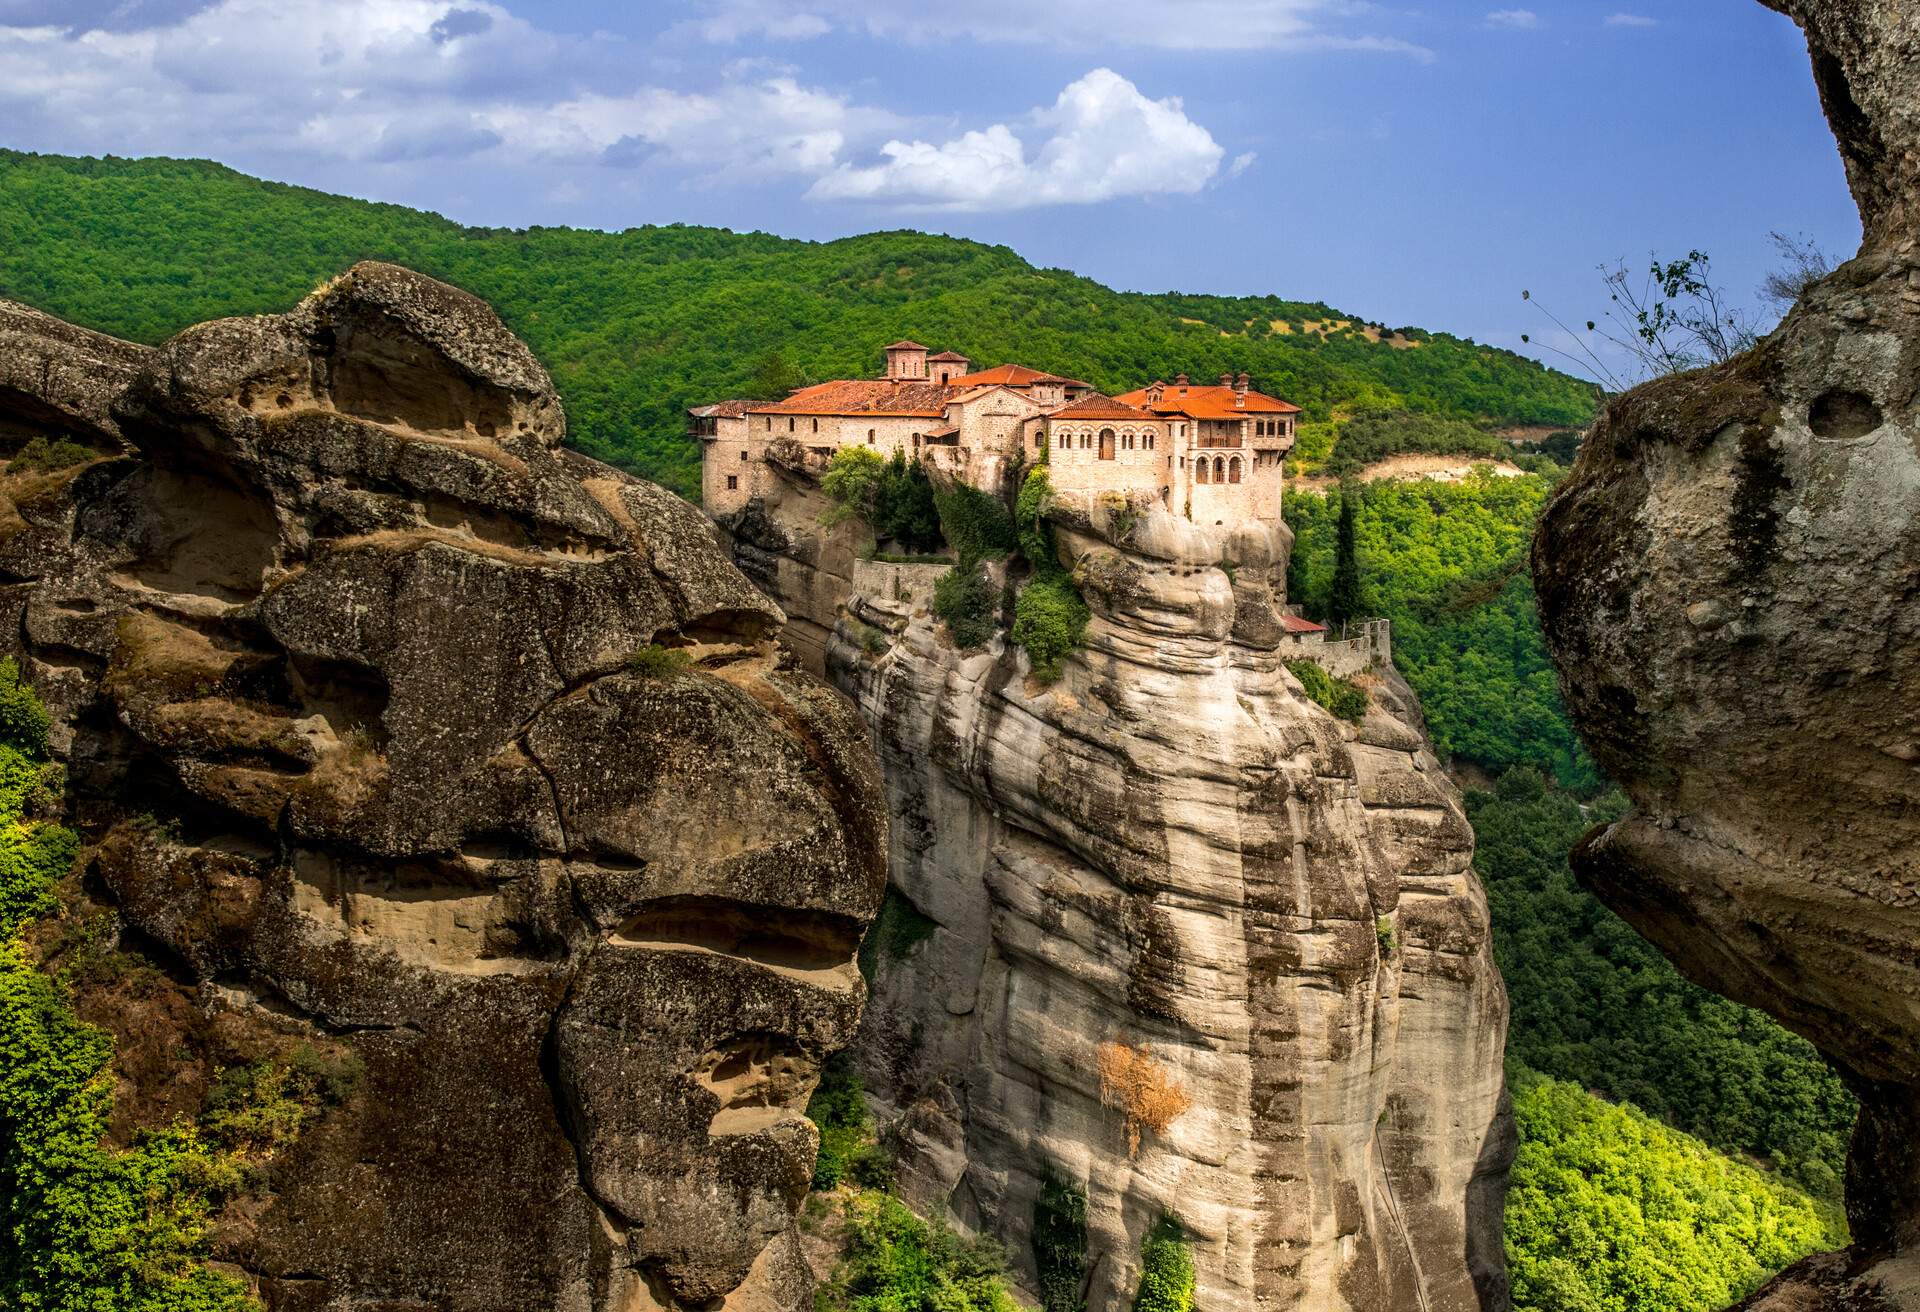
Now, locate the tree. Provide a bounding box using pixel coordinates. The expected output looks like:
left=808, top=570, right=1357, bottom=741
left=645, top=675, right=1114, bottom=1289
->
left=1327, top=483, right=1366, bottom=627
left=1759, top=230, right=1835, bottom=315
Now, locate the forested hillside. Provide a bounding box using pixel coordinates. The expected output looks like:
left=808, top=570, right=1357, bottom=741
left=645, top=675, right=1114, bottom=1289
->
left=0, top=150, right=1595, bottom=497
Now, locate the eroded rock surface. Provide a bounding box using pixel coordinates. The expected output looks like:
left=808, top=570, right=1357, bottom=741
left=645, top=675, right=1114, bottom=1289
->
left=0, top=265, right=886, bottom=1311
left=1533, top=4, right=1920, bottom=1306
left=728, top=471, right=1512, bottom=1311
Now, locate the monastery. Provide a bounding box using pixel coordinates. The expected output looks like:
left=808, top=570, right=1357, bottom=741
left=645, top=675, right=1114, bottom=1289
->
left=692, top=340, right=1300, bottom=531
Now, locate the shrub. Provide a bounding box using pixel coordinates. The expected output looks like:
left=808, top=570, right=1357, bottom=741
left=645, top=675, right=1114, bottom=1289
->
left=1130, top=1216, right=1194, bottom=1312
left=1095, top=1042, right=1192, bottom=1158
left=871, top=453, right=943, bottom=553
left=826, top=1190, right=1020, bottom=1312
left=628, top=644, right=692, bottom=677
left=1013, top=576, right=1090, bottom=683
left=0, top=658, right=51, bottom=759
left=805, top=1055, right=890, bottom=1192
left=1032, top=1174, right=1089, bottom=1312
left=934, top=563, right=997, bottom=650
left=934, top=483, right=1017, bottom=561
left=822, top=446, right=887, bottom=527
left=1014, top=465, right=1056, bottom=569
left=1375, top=916, right=1396, bottom=959
left=9, top=436, right=92, bottom=474
left=199, top=1045, right=361, bottom=1166
left=1285, top=659, right=1368, bottom=723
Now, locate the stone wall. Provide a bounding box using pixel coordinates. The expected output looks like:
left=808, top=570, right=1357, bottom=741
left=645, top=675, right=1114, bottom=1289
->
left=1286, top=619, right=1393, bottom=680
left=850, top=558, right=953, bottom=612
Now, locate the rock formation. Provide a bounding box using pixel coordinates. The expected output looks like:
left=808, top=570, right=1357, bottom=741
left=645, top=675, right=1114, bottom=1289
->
left=1533, top=4, right=1920, bottom=1306
left=0, top=265, right=887, bottom=1311
left=725, top=473, right=1512, bottom=1310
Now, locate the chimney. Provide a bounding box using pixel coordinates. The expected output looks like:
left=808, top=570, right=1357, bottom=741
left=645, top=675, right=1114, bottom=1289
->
left=1236, top=371, right=1249, bottom=394
left=1175, top=373, right=1189, bottom=387
left=1146, top=379, right=1165, bottom=404
left=1220, top=372, right=1233, bottom=388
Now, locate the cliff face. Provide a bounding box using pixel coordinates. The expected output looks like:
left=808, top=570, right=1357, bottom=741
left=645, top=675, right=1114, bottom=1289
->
left=0, top=266, right=887, bottom=1311
left=1533, top=4, right=1920, bottom=1307
left=731, top=473, right=1512, bottom=1310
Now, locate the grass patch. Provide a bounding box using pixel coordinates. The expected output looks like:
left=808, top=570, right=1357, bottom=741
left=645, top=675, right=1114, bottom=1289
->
left=1285, top=658, right=1368, bottom=723
left=628, top=643, right=692, bottom=677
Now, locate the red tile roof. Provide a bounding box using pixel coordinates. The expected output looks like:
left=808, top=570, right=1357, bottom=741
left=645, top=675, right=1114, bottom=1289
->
left=1281, top=614, right=1328, bottom=634
left=748, top=379, right=951, bottom=418
left=949, top=363, right=1088, bottom=389
left=1116, top=384, right=1302, bottom=420
left=1047, top=393, right=1157, bottom=421
left=928, top=351, right=971, bottom=362
left=884, top=340, right=928, bottom=351
left=688, top=399, right=756, bottom=419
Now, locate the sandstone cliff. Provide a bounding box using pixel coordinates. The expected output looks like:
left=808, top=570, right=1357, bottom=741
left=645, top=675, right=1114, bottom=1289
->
left=0, top=266, right=887, bottom=1311
left=728, top=470, right=1512, bottom=1310
left=1533, top=4, right=1920, bottom=1307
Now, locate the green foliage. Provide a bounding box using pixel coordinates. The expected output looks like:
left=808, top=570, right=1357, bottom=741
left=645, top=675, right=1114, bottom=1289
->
left=1031, top=1174, right=1089, bottom=1312
left=856, top=888, right=938, bottom=983
left=0, top=151, right=1597, bottom=498
left=1284, top=659, right=1369, bottom=723
left=1014, top=466, right=1057, bottom=571
left=197, top=1046, right=361, bottom=1166
left=1375, top=916, right=1396, bottom=960
left=1287, top=474, right=1595, bottom=788
left=1012, top=576, right=1090, bottom=684
left=1328, top=485, right=1367, bottom=625
left=1009, top=468, right=1090, bottom=681
left=8, top=437, right=92, bottom=475
left=1130, top=1216, right=1195, bottom=1312
left=820, top=1191, right=1019, bottom=1312
left=933, top=563, right=997, bottom=650
left=628, top=644, right=692, bottom=678
left=1474, top=771, right=1855, bottom=1199
left=933, top=483, right=1017, bottom=563
left=0, top=670, right=260, bottom=1312
left=1506, top=1069, right=1844, bottom=1312
left=822, top=447, right=887, bottom=527
left=805, top=1056, right=891, bottom=1193
left=872, top=454, right=943, bottom=554
left=0, top=658, right=51, bottom=762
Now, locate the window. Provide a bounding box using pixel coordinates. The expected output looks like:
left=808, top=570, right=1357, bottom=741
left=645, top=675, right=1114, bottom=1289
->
left=1196, top=459, right=1210, bottom=484
left=764, top=416, right=772, bottom=430
left=1229, top=456, right=1242, bottom=484
left=812, top=418, right=819, bottom=433
left=726, top=475, right=739, bottom=490
left=1214, top=456, right=1227, bottom=481
left=787, top=418, right=795, bottom=432
left=868, top=429, right=876, bottom=445
left=1059, top=432, right=1070, bottom=449
left=740, top=451, right=748, bottom=462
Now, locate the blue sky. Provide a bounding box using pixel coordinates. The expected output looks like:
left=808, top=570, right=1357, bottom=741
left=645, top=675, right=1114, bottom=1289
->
left=0, top=0, right=1860, bottom=382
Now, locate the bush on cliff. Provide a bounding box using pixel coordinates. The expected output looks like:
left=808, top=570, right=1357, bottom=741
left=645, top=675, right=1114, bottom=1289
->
left=1011, top=468, right=1091, bottom=681
left=1284, top=659, right=1369, bottom=723
left=1130, top=1216, right=1195, bottom=1312
left=1032, top=1173, right=1089, bottom=1312
left=821, top=1191, right=1020, bottom=1312
left=805, top=1055, right=891, bottom=1192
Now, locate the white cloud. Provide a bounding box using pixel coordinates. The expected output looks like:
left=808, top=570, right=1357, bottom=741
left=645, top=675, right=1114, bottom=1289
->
left=1484, top=9, right=1541, bottom=29
left=808, top=68, right=1228, bottom=212
left=0, top=0, right=893, bottom=176
left=1604, top=12, right=1658, bottom=26
left=683, top=0, right=1431, bottom=58
left=1228, top=151, right=1257, bottom=179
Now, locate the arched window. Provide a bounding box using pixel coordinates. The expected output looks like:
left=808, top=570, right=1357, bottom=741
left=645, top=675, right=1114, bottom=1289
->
left=812, top=418, right=819, bottom=433
left=1214, top=456, right=1226, bottom=481
left=1229, top=456, right=1242, bottom=484
left=1098, top=428, right=1116, bottom=461
left=1196, top=459, right=1210, bottom=484
left=1059, top=432, right=1070, bottom=449
left=867, top=428, right=876, bottom=445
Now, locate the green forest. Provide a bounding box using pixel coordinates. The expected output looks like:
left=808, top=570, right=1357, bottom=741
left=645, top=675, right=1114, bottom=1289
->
left=0, top=150, right=1595, bottom=498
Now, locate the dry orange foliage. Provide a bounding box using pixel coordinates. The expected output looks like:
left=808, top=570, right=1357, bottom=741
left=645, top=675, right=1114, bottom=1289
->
left=1096, top=1041, right=1192, bottom=1157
